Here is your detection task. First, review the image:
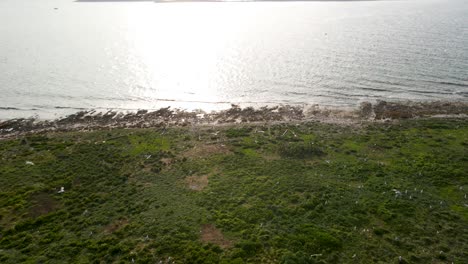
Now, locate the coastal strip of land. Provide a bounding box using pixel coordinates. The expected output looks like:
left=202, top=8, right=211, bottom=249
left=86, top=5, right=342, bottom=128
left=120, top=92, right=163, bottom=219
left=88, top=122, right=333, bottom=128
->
left=1, top=100, right=467, bottom=139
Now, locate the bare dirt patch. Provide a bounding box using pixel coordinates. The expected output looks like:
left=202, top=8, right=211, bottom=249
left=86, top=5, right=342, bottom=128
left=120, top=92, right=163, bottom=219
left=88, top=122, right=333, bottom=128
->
left=104, top=218, right=129, bottom=234
left=185, top=175, right=209, bottom=191
left=200, top=224, right=232, bottom=249
left=29, top=193, right=60, bottom=218
left=183, top=144, right=231, bottom=159
left=262, top=152, right=281, bottom=161
left=161, top=158, right=173, bottom=167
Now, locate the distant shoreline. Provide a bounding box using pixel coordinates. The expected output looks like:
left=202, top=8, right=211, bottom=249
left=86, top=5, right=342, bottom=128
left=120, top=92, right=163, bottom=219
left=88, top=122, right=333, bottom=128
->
left=76, top=0, right=378, bottom=3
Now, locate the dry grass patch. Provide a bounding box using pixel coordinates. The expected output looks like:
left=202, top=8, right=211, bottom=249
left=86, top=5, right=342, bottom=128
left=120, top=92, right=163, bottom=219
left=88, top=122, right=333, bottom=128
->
left=29, top=193, right=60, bottom=218
left=183, top=144, right=231, bottom=159
left=200, top=224, right=232, bottom=249
left=185, top=174, right=209, bottom=191
left=262, top=152, right=281, bottom=161
left=161, top=158, right=173, bottom=167
left=104, top=218, right=129, bottom=234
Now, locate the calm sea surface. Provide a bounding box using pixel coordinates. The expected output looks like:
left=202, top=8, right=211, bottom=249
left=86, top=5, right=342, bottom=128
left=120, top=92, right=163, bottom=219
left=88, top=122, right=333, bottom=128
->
left=0, top=0, right=467, bottom=119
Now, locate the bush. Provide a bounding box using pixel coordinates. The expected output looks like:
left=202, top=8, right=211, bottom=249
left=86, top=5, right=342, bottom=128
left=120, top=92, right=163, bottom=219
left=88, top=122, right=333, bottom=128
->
left=226, top=127, right=252, bottom=138
left=278, top=142, right=325, bottom=159
left=235, top=240, right=262, bottom=258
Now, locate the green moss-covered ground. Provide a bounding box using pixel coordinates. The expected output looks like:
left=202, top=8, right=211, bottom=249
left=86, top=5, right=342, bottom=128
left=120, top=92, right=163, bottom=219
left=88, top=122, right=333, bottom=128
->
left=0, top=119, right=467, bottom=263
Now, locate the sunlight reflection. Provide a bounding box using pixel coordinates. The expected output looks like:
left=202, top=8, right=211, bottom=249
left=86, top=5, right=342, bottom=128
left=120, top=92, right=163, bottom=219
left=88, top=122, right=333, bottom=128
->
left=124, top=4, right=254, bottom=109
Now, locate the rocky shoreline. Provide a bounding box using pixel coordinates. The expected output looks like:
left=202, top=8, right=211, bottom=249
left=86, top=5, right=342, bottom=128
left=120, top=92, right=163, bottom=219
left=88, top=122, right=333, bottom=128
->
left=1, top=101, right=467, bottom=139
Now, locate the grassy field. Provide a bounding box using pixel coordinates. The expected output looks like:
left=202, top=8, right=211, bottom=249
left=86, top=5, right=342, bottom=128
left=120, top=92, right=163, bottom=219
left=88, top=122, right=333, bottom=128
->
left=0, top=118, right=467, bottom=263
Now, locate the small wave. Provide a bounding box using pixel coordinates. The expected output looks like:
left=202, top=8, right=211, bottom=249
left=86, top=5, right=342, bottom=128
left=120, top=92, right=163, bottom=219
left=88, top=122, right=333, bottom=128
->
left=0, top=107, right=20, bottom=110
left=359, top=87, right=388, bottom=92
left=285, top=91, right=308, bottom=96
left=54, top=106, right=88, bottom=110
left=370, top=79, right=405, bottom=87
left=425, top=80, right=468, bottom=88
left=405, top=89, right=455, bottom=95
left=324, top=90, right=372, bottom=98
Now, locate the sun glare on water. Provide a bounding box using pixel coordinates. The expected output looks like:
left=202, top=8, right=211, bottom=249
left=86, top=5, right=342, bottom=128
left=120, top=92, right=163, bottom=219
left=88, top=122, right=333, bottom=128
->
left=123, top=3, right=256, bottom=109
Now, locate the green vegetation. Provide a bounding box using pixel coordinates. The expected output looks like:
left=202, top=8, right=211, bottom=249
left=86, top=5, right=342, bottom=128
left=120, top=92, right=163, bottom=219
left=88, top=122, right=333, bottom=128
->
left=0, top=119, right=467, bottom=263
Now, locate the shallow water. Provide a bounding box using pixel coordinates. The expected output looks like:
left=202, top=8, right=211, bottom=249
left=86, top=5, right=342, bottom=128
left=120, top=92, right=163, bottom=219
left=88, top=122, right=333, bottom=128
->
left=0, top=0, right=467, bottom=119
